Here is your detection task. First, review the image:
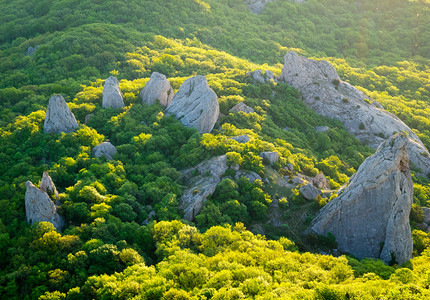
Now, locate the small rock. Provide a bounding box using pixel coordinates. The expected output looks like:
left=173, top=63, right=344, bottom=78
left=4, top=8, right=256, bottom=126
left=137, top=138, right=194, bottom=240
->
left=140, top=72, right=174, bottom=107
left=311, top=172, right=331, bottom=189
left=235, top=170, right=262, bottom=183
left=315, top=126, right=330, bottom=133
left=26, top=45, right=40, bottom=56
left=286, top=164, right=294, bottom=171
left=292, top=177, right=304, bottom=184
left=84, top=114, right=94, bottom=125
left=102, top=76, right=124, bottom=109
left=229, top=135, right=250, bottom=143
left=265, top=70, right=275, bottom=81
left=44, top=95, right=79, bottom=134
left=142, top=211, right=156, bottom=225
left=260, top=151, right=279, bottom=165
left=230, top=102, right=255, bottom=114
left=93, top=142, right=117, bottom=160
left=230, top=164, right=240, bottom=171
left=423, top=207, right=430, bottom=225
left=300, top=183, right=322, bottom=200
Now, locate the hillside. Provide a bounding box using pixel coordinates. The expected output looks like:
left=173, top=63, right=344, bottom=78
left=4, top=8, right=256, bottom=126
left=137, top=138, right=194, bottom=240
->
left=1, top=0, right=430, bottom=299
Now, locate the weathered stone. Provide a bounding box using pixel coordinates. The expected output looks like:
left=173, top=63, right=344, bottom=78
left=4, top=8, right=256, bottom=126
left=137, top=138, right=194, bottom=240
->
left=286, top=164, right=294, bottom=171
left=311, top=133, right=413, bottom=265
left=229, top=135, right=250, bottom=143
left=245, top=0, right=274, bottom=14
left=260, top=151, right=279, bottom=165
left=44, top=95, right=79, bottom=134
left=423, top=207, right=430, bottom=225
left=26, top=45, right=40, bottom=56
left=40, top=171, right=59, bottom=200
left=230, top=102, right=255, bottom=114
left=265, top=70, right=275, bottom=81
left=311, top=172, right=331, bottom=189
left=102, top=76, right=124, bottom=109
left=167, top=75, right=219, bottom=133
left=248, top=70, right=265, bottom=83
left=25, top=181, right=64, bottom=231
left=92, top=142, right=117, bottom=160
left=84, top=114, right=94, bottom=125
left=279, top=51, right=430, bottom=175
left=292, top=176, right=304, bottom=185
left=315, top=126, right=330, bottom=133
left=235, top=170, right=262, bottom=183
left=140, top=72, right=174, bottom=107
left=181, top=155, right=229, bottom=220
left=300, top=183, right=322, bottom=200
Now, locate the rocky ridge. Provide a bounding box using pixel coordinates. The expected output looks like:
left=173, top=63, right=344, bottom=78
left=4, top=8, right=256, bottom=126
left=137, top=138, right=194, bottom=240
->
left=44, top=95, right=79, bottom=134
left=311, top=133, right=413, bottom=265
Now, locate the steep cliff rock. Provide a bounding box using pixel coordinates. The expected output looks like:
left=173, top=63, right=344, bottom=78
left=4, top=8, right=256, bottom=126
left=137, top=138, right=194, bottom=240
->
left=102, top=76, right=125, bottom=109
left=279, top=51, right=430, bottom=174
left=140, top=72, right=174, bottom=107
left=92, top=142, right=117, bottom=160
left=25, top=181, right=64, bottom=231
left=180, top=155, right=229, bottom=221
left=40, top=171, right=59, bottom=200
left=167, top=75, right=219, bottom=133
left=311, top=133, right=413, bottom=265
left=44, top=95, right=79, bottom=134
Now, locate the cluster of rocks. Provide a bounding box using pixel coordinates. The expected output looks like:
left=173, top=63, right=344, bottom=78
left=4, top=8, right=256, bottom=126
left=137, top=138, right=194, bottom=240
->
left=278, top=51, right=430, bottom=175
left=311, top=133, right=413, bottom=265
left=25, top=172, right=64, bottom=231
left=247, top=70, right=275, bottom=83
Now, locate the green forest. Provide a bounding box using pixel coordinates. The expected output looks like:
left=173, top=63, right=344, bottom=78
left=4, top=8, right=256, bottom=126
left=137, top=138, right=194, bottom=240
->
left=0, top=0, right=430, bottom=299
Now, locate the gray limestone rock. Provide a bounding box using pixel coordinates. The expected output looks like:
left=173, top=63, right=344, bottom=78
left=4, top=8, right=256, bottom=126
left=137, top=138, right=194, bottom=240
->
left=279, top=51, right=430, bottom=175
left=140, top=72, right=174, bottom=107
left=423, top=207, right=430, bottom=225
left=292, top=176, right=304, bottom=185
left=230, top=135, right=250, bottom=143
left=25, top=181, right=64, bottom=231
left=311, top=172, right=331, bottom=189
left=167, top=75, right=219, bottom=133
left=300, top=183, right=322, bottom=200
left=181, top=155, right=229, bottom=220
left=44, top=95, right=79, bottom=134
left=92, top=142, right=117, bottom=160
left=235, top=170, right=262, bottom=183
left=260, top=151, right=279, bottom=165
left=311, top=133, right=413, bottom=265
left=230, top=102, right=255, bottom=114
left=40, top=171, right=59, bottom=200
left=102, top=76, right=124, bottom=109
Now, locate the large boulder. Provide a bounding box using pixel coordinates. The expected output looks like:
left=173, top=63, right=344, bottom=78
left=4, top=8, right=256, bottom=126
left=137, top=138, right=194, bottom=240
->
left=44, top=95, right=79, bottom=134
left=310, top=133, right=413, bottom=264
left=25, top=181, right=64, bottom=231
left=167, top=76, right=219, bottom=133
left=140, top=72, right=174, bottom=107
left=40, top=171, right=59, bottom=200
left=92, top=142, right=117, bottom=160
left=102, top=76, right=124, bottom=109
left=180, top=155, right=229, bottom=221
left=279, top=51, right=430, bottom=174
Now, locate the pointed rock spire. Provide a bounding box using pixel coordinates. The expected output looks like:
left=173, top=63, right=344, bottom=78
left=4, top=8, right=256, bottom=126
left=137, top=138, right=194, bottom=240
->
left=40, top=171, right=59, bottom=200
left=102, top=76, right=125, bottom=109
left=140, top=72, right=174, bottom=107
left=311, top=133, right=413, bottom=265
left=43, top=95, right=79, bottom=134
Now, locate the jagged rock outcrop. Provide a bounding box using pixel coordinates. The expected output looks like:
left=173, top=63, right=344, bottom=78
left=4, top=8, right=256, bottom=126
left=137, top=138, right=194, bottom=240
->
left=92, top=142, right=117, bottom=160
left=279, top=51, right=430, bottom=174
left=181, top=155, right=229, bottom=220
left=140, top=72, right=174, bottom=107
left=102, top=76, right=124, bottom=109
left=167, top=75, right=219, bottom=133
left=300, top=183, right=322, bottom=200
left=25, top=181, right=64, bottom=231
left=245, top=0, right=274, bottom=14
left=229, top=135, right=250, bottom=143
left=230, top=102, right=255, bottom=114
left=260, top=151, right=279, bottom=165
left=311, top=133, right=413, bottom=264
left=44, top=95, right=79, bottom=134
left=40, top=171, right=59, bottom=200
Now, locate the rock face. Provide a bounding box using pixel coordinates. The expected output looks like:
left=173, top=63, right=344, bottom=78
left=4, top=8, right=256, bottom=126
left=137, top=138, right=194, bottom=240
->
left=279, top=51, right=430, bottom=174
left=40, top=171, right=59, bottom=200
left=25, top=181, right=64, bottom=231
left=44, top=95, right=79, bottom=134
left=140, top=72, right=174, bottom=107
left=260, top=151, right=279, bottom=165
left=230, top=102, right=255, bottom=114
left=102, top=76, right=124, bottom=109
left=311, top=133, right=413, bottom=265
left=181, top=155, right=229, bottom=220
left=300, top=183, right=322, bottom=200
left=92, top=142, right=117, bottom=160
left=167, top=76, right=219, bottom=133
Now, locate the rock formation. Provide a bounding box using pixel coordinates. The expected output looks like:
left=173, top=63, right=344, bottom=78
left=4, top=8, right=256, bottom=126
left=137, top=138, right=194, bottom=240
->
left=279, top=51, right=430, bottom=174
left=230, top=102, right=255, bottom=114
left=25, top=181, right=64, bottom=231
left=260, top=151, right=279, bottom=165
left=40, top=171, right=59, bottom=200
left=166, top=75, right=219, bottom=133
left=140, top=72, right=174, bottom=107
left=180, top=155, right=229, bottom=221
left=102, top=76, right=124, bottom=109
left=44, top=95, right=79, bottom=134
left=92, top=142, right=117, bottom=160
left=311, top=133, right=413, bottom=265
